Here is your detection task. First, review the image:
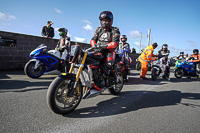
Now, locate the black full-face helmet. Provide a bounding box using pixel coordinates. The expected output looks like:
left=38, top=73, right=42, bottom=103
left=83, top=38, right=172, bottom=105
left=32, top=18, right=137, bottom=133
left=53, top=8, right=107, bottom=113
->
left=180, top=51, right=184, bottom=55
left=58, top=28, right=68, bottom=36
left=162, top=44, right=168, bottom=51
left=121, top=35, right=127, bottom=43
left=99, top=11, right=113, bottom=29
left=193, top=49, right=199, bottom=55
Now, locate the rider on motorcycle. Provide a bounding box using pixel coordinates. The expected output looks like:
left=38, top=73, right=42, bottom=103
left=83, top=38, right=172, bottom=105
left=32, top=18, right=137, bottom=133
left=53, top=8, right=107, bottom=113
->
left=157, top=44, right=170, bottom=58
left=55, top=28, right=71, bottom=60
left=157, top=44, right=170, bottom=65
left=90, top=11, right=120, bottom=70
left=177, top=51, right=185, bottom=60
left=118, top=35, right=131, bottom=66
left=188, top=49, right=200, bottom=75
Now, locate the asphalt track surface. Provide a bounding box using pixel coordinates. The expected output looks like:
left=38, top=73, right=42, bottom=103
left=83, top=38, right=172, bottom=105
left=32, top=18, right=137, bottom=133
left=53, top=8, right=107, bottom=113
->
left=0, top=69, right=200, bottom=133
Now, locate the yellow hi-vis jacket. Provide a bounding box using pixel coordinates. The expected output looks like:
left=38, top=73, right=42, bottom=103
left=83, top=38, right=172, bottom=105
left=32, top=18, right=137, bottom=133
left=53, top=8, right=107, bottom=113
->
left=138, top=45, right=156, bottom=63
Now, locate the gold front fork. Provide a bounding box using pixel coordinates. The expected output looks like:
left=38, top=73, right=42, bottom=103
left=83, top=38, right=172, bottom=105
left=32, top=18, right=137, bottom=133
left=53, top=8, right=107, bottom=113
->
left=75, top=52, right=88, bottom=81
left=67, top=52, right=88, bottom=94
left=68, top=52, right=88, bottom=81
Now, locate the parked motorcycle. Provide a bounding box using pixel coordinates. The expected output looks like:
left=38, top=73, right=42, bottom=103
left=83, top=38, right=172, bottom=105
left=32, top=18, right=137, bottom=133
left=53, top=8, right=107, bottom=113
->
left=151, top=54, right=170, bottom=81
left=24, top=44, right=70, bottom=78
left=47, top=44, right=124, bottom=114
left=174, top=57, right=199, bottom=80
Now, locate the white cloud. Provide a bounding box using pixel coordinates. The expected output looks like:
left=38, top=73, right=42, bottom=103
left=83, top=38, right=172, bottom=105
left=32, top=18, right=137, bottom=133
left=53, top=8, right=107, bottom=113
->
left=82, top=19, right=91, bottom=25
left=168, top=44, right=181, bottom=53
left=0, top=12, right=16, bottom=21
left=133, top=41, right=146, bottom=48
left=54, top=8, right=62, bottom=14
left=83, top=24, right=93, bottom=31
left=74, top=37, right=87, bottom=43
left=82, top=19, right=94, bottom=33
left=184, top=48, right=193, bottom=53
left=186, top=40, right=198, bottom=47
left=129, top=30, right=140, bottom=38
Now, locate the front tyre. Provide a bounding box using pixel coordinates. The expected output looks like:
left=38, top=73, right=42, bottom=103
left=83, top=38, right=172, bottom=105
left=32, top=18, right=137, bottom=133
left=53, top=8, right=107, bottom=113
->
left=109, top=70, right=124, bottom=95
left=24, top=60, right=45, bottom=78
left=174, top=68, right=184, bottom=78
left=151, top=68, right=158, bottom=81
left=47, top=77, right=82, bottom=114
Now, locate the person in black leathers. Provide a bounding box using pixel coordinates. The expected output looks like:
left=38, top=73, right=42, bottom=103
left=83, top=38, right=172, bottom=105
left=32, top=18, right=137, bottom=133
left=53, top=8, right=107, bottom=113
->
left=177, top=51, right=185, bottom=60
left=55, top=28, right=70, bottom=60
left=157, top=44, right=170, bottom=58
left=90, top=11, right=120, bottom=69
left=41, top=21, right=55, bottom=38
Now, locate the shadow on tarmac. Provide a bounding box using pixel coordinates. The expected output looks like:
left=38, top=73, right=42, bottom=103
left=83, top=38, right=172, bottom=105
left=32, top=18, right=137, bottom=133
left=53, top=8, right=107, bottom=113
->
left=0, top=79, right=52, bottom=93
left=65, top=90, right=200, bottom=118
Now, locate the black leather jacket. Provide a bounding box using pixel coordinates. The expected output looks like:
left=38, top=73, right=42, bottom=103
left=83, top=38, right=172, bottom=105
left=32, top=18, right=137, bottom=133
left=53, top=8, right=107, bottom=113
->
left=41, top=26, right=54, bottom=38
left=90, top=26, right=120, bottom=49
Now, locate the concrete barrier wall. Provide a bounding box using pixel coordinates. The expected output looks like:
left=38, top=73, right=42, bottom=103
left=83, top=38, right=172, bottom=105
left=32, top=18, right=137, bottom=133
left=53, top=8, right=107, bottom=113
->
left=0, top=31, right=139, bottom=70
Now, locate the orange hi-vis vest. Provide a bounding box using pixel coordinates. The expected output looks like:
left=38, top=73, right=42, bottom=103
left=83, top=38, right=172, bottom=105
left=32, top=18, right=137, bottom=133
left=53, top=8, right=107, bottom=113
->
left=138, top=45, right=156, bottom=63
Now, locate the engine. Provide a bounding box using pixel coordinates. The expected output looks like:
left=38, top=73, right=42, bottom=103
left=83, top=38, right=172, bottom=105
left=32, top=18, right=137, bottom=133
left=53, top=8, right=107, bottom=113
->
left=92, top=68, right=105, bottom=88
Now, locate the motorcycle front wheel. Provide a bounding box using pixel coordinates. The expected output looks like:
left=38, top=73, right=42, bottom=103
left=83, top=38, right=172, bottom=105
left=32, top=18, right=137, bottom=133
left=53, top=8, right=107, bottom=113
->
left=109, top=70, right=124, bottom=95
left=174, top=68, right=184, bottom=78
left=47, top=77, right=83, bottom=114
left=151, top=68, right=158, bottom=81
left=24, top=60, right=45, bottom=78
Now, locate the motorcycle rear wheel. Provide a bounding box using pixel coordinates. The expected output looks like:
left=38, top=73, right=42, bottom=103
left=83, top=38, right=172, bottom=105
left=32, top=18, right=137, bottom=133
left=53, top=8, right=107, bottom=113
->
left=24, top=60, right=45, bottom=78
left=109, top=70, right=124, bottom=95
left=47, top=77, right=83, bottom=114
left=151, top=68, right=158, bottom=81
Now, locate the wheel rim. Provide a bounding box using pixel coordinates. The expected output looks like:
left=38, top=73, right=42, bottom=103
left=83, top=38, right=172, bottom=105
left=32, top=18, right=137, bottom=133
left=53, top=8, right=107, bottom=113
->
left=54, top=80, right=81, bottom=109
left=28, top=63, right=44, bottom=77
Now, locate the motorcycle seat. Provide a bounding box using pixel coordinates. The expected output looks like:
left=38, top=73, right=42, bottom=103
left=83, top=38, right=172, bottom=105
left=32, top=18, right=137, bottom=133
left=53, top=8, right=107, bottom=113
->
left=46, top=52, right=61, bottom=60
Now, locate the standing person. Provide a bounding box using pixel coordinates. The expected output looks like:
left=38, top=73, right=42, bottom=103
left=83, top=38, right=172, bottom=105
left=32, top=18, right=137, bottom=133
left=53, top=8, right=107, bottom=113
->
left=90, top=11, right=120, bottom=70
left=132, top=48, right=136, bottom=53
left=41, top=21, right=55, bottom=38
left=188, top=49, right=200, bottom=76
left=55, top=28, right=70, bottom=60
left=138, top=43, right=158, bottom=80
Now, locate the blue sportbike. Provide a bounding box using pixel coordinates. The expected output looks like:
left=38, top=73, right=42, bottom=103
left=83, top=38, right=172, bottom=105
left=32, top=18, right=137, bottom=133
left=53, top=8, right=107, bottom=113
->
left=24, top=44, right=70, bottom=78
left=174, top=59, right=199, bottom=80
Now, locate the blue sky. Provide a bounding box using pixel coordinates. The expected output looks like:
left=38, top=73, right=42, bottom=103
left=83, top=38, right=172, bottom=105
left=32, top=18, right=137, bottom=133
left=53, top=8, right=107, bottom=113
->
left=0, top=0, right=200, bottom=57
